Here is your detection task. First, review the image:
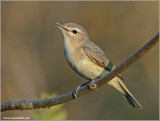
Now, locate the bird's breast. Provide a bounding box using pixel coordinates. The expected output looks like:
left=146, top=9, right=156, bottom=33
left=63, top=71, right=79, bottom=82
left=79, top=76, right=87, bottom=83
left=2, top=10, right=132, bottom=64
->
left=64, top=43, right=108, bottom=80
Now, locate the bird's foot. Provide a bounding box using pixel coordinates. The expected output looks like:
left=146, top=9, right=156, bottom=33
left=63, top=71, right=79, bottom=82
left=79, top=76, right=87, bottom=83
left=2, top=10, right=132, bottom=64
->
left=72, top=80, right=97, bottom=98
left=72, top=85, right=82, bottom=99
left=72, top=82, right=90, bottom=99
left=88, top=79, right=97, bottom=90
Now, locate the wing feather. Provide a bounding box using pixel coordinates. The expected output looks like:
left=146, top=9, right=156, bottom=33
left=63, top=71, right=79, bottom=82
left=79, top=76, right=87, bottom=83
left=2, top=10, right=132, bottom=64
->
left=83, top=46, right=113, bottom=71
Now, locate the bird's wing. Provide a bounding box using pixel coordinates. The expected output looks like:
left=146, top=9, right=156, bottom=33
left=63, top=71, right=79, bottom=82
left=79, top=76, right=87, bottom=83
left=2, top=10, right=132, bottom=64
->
left=83, top=46, right=113, bottom=71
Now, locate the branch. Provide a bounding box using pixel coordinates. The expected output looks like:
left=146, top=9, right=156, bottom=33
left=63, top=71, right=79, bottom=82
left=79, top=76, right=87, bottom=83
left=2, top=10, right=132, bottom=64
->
left=1, top=32, right=159, bottom=112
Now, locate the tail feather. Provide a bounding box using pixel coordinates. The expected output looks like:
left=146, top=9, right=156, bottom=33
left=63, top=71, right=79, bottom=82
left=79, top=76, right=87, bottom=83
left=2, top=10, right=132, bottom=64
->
left=107, top=76, right=142, bottom=108
left=117, top=80, right=142, bottom=108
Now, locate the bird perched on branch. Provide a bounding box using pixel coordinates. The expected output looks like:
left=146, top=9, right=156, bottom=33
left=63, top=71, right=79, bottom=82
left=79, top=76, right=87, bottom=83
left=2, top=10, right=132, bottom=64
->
left=56, top=22, right=142, bottom=108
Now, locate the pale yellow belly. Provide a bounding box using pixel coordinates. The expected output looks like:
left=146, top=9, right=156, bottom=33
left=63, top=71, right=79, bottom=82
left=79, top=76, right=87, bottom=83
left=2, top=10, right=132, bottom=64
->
left=65, top=50, right=109, bottom=80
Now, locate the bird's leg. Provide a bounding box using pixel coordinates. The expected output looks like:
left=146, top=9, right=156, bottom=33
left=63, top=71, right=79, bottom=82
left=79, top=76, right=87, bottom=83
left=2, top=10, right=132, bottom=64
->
left=72, top=85, right=81, bottom=99
left=72, top=82, right=89, bottom=99
left=88, top=79, right=97, bottom=90
left=72, top=80, right=97, bottom=98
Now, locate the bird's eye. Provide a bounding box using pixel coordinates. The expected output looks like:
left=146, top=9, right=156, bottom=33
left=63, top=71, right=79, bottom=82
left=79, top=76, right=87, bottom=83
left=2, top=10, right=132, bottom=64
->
left=72, top=30, right=77, bottom=34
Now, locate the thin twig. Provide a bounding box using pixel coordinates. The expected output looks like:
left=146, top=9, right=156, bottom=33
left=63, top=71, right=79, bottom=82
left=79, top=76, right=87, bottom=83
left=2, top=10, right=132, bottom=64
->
left=1, top=32, right=159, bottom=112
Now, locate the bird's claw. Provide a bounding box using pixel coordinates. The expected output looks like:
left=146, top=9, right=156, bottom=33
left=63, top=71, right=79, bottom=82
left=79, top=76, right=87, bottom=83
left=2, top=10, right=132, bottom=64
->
left=88, top=79, right=97, bottom=90
left=72, top=85, right=81, bottom=99
left=72, top=80, right=97, bottom=98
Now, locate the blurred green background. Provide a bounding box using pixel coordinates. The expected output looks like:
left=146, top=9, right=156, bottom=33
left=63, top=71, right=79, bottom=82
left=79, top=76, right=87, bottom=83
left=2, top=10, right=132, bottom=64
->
left=1, top=1, right=159, bottom=120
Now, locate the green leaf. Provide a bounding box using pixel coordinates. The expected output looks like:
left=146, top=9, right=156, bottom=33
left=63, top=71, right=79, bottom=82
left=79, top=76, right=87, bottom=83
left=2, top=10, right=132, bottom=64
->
left=31, top=92, right=67, bottom=120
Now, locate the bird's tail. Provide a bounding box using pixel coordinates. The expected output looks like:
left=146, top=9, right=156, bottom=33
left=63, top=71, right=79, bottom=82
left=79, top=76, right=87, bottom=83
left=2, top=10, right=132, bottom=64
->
left=107, top=75, right=142, bottom=108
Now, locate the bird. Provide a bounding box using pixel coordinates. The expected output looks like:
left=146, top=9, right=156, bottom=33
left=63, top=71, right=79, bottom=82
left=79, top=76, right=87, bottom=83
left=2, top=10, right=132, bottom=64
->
left=56, top=22, right=142, bottom=108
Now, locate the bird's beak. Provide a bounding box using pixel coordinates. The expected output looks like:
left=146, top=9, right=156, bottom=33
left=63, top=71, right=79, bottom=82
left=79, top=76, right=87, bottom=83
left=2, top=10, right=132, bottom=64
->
left=56, top=23, right=69, bottom=32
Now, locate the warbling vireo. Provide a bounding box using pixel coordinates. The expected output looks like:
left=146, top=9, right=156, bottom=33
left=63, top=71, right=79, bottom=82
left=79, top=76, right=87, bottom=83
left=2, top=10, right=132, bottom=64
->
left=56, top=22, right=141, bottom=108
